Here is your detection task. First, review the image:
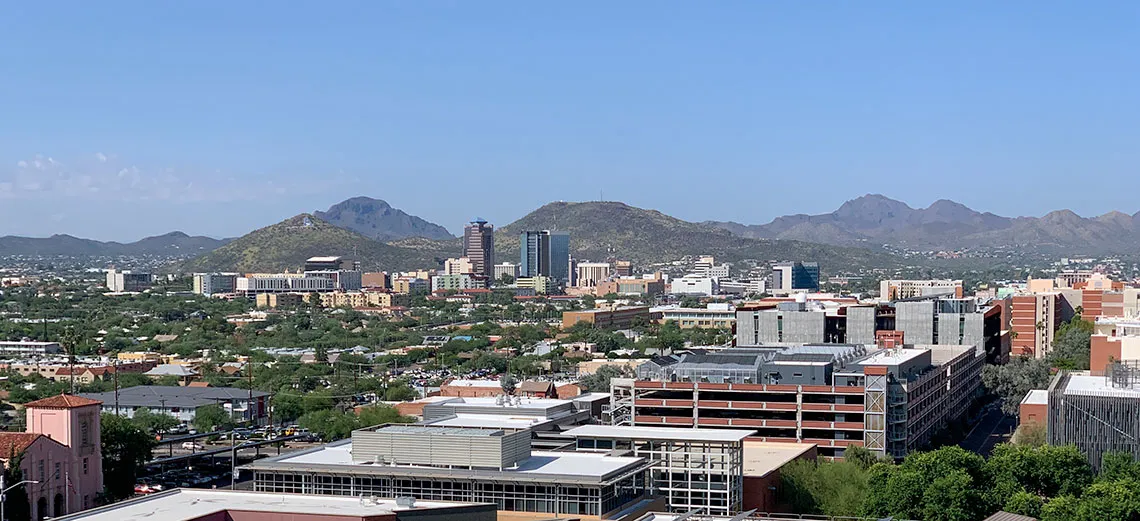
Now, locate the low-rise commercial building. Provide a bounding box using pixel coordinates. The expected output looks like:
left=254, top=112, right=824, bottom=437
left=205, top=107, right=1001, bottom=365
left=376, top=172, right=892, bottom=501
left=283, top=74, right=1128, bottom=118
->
left=0, top=340, right=63, bottom=356
left=515, top=276, right=556, bottom=295
left=392, top=277, right=429, bottom=294
left=244, top=424, right=656, bottom=519
left=653, top=304, right=735, bottom=329
left=597, top=274, right=666, bottom=297
left=256, top=292, right=306, bottom=308
left=564, top=306, right=655, bottom=329
left=669, top=275, right=718, bottom=296
left=319, top=291, right=410, bottom=309
left=80, top=386, right=271, bottom=425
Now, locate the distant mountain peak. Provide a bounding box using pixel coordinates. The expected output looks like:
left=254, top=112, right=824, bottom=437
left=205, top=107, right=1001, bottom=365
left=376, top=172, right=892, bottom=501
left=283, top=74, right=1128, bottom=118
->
left=314, top=197, right=454, bottom=242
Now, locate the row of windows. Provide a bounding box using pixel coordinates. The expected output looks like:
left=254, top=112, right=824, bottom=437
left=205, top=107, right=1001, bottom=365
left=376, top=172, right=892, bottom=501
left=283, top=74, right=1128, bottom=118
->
left=253, top=472, right=644, bottom=517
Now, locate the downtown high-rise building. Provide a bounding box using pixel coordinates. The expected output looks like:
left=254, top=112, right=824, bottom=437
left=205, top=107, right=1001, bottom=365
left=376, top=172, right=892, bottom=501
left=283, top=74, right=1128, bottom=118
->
left=463, top=218, right=494, bottom=284
left=519, top=230, right=570, bottom=283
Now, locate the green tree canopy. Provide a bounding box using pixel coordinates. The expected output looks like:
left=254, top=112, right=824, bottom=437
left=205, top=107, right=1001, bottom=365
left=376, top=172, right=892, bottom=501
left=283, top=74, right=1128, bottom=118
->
left=192, top=404, right=234, bottom=432
left=102, top=413, right=156, bottom=500
left=982, top=357, right=1052, bottom=416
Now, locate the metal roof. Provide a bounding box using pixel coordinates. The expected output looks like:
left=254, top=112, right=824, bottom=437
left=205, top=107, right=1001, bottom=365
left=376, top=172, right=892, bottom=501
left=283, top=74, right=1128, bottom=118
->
left=80, top=386, right=269, bottom=409
left=564, top=425, right=755, bottom=442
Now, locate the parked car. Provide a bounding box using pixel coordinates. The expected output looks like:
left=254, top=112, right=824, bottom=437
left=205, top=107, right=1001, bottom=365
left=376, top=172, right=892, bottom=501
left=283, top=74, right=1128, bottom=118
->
left=181, top=442, right=204, bottom=450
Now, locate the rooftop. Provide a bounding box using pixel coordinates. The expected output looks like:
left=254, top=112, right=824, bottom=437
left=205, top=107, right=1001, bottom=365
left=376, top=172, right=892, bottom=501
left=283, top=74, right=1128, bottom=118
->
left=564, top=425, right=756, bottom=442
left=1062, top=373, right=1140, bottom=399
left=424, top=414, right=554, bottom=430
left=80, top=386, right=270, bottom=409
left=24, top=394, right=102, bottom=409
left=51, top=488, right=490, bottom=521
left=858, top=348, right=929, bottom=366
left=244, top=439, right=650, bottom=483
left=743, top=441, right=816, bottom=477
left=305, top=256, right=342, bottom=263
left=1021, top=389, right=1049, bottom=406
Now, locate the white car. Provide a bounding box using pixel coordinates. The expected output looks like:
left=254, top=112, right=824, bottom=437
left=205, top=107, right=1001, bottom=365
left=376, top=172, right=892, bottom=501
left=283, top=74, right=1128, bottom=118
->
left=181, top=442, right=204, bottom=450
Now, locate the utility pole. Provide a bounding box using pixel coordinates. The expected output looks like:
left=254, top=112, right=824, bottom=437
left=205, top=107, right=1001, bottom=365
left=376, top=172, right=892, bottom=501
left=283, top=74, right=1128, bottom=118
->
left=247, top=362, right=253, bottom=426
left=113, top=359, right=120, bottom=416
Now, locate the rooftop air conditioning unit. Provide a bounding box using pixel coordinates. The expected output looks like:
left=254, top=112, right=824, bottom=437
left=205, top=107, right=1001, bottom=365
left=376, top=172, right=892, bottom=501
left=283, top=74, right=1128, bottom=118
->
left=396, top=496, right=417, bottom=508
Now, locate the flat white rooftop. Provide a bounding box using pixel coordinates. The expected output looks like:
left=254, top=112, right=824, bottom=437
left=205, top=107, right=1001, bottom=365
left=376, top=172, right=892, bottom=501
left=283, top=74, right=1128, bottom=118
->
left=425, top=413, right=555, bottom=430
left=444, top=379, right=503, bottom=388
left=443, top=396, right=573, bottom=408
left=54, top=489, right=486, bottom=521
left=860, top=348, right=929, bottom=366
left=1064, top=374, right=1140, bottom=399
left=564, top=425, right=756, bottom=442
left=259, top=439, right=646, bottom=479
left=743, top=441, right=816, bottom=477
left=1021, top=389, right=1048, bottom=405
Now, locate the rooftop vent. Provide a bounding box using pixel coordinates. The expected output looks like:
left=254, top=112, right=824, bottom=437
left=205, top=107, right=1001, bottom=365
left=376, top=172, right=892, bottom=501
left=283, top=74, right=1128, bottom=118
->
left=396, top=496, right=417, bottom=508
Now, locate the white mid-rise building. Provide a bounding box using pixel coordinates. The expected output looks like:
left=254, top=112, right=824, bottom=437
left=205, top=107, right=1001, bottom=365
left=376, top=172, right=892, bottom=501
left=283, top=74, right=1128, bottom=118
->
left=670, top=275, right=718, bottom=296
left=575, top=262, right=612, bottom=288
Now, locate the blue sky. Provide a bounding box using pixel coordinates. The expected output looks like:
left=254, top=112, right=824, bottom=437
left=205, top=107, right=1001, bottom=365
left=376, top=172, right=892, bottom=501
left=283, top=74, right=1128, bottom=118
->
left=1, top=2, right=1137, bottom=240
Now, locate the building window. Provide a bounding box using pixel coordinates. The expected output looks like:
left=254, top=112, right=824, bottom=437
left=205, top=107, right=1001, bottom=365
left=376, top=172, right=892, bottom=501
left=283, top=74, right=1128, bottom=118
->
left=38, top=460, right=44, bottom=481
left=54, top=462, right=60, bottom=480
left=83, top=458, right=89, bottom=475
left=80, top=415, right=91, bottom=446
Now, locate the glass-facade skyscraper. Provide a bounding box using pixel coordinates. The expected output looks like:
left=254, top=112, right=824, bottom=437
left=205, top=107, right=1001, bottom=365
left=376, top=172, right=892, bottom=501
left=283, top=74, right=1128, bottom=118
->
left=519, top=230, right=571, bottom=284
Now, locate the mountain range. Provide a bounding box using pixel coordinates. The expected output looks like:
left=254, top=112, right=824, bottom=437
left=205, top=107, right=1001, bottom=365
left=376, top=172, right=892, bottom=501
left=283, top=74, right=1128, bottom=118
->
left=0, top=232, right=229, bottom=257
left=708, top=194, right=1140, bottom=254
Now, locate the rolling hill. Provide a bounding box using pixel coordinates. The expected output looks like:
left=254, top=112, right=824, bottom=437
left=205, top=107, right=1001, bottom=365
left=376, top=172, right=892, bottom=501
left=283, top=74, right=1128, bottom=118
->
left=314, top=197, right=454, bottom=241
left=0, top=232, right=229, bottom=257
left=494, top=201, right=898, bottom=271
left=707, top=194, right=1140, bottom=254
left=177, top=214, right=457, bottom=273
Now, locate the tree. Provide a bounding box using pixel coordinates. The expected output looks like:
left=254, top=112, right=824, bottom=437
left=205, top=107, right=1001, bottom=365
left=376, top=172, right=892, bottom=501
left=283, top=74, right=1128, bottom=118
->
left=1099, top=452, right=1140, bottom=483
left=302, top=391, right=336, bottom=414
left=500, top=373, right=518, bottom=395
left=2, top=450, right=30, bottom=521
left=1004, top=490, right=1044, bottom=519
left=102, top=413, right=155, bottom=500
left=579, top=365, right=629, bottom=392
left=777, top=459, right=868, bottom=518
left=383, top=382, right=419, bottom=402
left=498, top=274, right=515, bottom=286
left=192, top=404, right=234, bottom=432
left=844, top=445, right=886, bottom=470
left=1049, top=320, right=1093, bottom=370
left=131, top=408, right=181, bottom=434
left=1012, top=421, right=1047, bottom=447
left=982, top=357, right=1052, bottom=416
left=922, top=470, right=985, bottom=521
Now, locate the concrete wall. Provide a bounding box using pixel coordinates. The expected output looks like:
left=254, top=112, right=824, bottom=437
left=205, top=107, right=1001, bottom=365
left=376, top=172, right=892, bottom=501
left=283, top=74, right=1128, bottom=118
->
left=846, top=307, right=877, bottom=344
left=783, top=312, right=825, bottom=343
left=351, top=428, right=531, bottom=469
left=896, top=302, right=935, bottom=345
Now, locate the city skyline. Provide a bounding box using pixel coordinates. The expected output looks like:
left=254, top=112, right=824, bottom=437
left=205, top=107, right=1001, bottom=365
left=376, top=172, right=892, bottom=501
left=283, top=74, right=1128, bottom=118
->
left=2, top=2, right=1139, bottom=240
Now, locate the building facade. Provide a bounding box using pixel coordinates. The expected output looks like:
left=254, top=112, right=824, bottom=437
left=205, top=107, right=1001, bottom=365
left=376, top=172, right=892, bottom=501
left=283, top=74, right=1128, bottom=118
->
left=463, top=219, right=495, bottom=284
left=612, top=343, right=984, bottom=460
left=192, top=273, right=238, bottom=296
left=519, top=230, right=571, bottom=284
left=1011, top=293, right=1060, bottom=358
left=576, top=263, right=612, bottom=288
left=105, top=268, right=152, bottom=292
left=879, top=279, right=964, bottom=300
left=1046, top=368, right=1140, bottom=471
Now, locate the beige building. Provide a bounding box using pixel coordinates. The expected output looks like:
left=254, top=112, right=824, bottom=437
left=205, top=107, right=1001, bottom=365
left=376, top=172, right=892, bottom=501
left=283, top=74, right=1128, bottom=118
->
left=256, top=293, right=306, bottom=309
left=319, top=291, right=411, bottom=309
left=1027, top=278, right=1057, bottom=293
left=879, top=279, right=963, bottom=300
left=517, top=276, right=555, bottom=294
left=444, top=257, right=475, bottom=275
left=575, top=262, right=612, bottom=288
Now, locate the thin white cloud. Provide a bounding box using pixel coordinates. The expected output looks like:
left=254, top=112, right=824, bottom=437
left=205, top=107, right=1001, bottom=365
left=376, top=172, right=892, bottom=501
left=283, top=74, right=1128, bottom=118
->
left=2, top=152, right=355, bottom=203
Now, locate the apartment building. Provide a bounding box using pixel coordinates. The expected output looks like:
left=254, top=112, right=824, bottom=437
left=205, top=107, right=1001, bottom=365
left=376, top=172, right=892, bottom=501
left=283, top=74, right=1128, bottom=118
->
left=693, top=257, right=730, bottom=279
left=391, top=277, right=428, bottom=294
left=516, top=276, right=556, bottom=295
left=431, top=274, right=481, bottom=292
left=0, top=341, right=63, bottom=356
left=105, top=268, right=152, bottom=292
left=612, top=343, right=984, bottom=460
left=318, top=291, right=410, bottom=309
left=81, top=386, right=271, bottom=425
left=444, top=257, right=476, bottom=275
left=493, top=262, right=519, bottom=281
left=192, top=273, right=238, bottom=296
left=256, top=293, right=306, bottom=308
left=1010, top=293, right=1060, bottom=358
left=362, top=271, right=389, bottom=289
left=879, top=279, right=963, bottom=300
left=1046, top=367, right=1140, bottom=471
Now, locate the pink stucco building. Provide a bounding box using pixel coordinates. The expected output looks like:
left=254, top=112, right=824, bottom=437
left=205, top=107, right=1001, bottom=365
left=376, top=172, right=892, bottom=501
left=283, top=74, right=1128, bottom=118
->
left=0, top=394, right=104, bottom=520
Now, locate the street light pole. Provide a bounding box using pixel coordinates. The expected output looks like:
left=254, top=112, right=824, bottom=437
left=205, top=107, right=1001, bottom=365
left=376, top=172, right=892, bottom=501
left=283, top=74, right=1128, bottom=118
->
left=0, top=476, right=40, bottom=521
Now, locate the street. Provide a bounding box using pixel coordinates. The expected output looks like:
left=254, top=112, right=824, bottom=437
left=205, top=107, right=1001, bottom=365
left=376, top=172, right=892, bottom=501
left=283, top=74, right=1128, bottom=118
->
left=959, top=404, right=1015, bottom=456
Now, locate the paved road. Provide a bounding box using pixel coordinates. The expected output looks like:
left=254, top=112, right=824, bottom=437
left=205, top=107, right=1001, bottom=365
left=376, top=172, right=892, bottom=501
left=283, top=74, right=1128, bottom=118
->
left=960, top=405, right=1015, bottom=456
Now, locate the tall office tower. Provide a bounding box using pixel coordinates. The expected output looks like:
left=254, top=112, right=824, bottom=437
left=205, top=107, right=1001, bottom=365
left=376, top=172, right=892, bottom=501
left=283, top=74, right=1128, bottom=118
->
left=519, top=230, right=571, bottom=283
left=463, top=218, right=494, bottom=284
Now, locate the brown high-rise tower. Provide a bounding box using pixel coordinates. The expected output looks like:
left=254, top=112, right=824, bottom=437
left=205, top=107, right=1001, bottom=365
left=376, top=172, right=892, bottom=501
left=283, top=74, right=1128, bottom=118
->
left=463, top=218, right=494, bottom=285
